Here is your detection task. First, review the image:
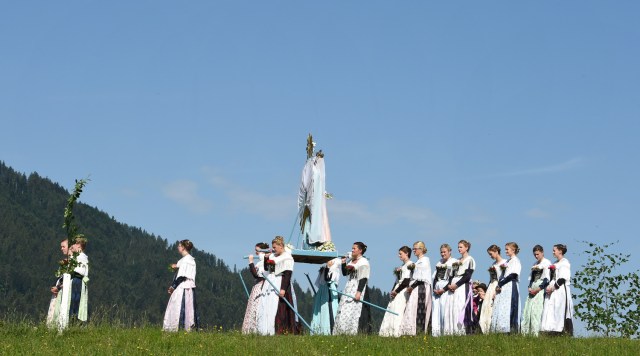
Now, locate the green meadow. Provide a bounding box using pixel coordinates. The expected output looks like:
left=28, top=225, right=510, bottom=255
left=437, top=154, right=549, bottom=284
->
left=1, top=322, right=638, bottom=356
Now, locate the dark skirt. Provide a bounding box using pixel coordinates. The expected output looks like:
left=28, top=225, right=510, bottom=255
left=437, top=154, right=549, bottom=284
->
left=275, top=286, right=299, bottom=334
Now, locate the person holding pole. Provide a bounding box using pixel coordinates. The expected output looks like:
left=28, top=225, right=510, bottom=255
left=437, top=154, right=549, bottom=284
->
left=333, top=242, right=372, bottom=335
left=242, top=242, right=270, bottom=334
left=310, top=257, right=341, bottom=335
left=268, top=236, right=299, bottom=334
left=46, top=238, right=69, bottom=329
left=68, top=236, right=89, bottom=324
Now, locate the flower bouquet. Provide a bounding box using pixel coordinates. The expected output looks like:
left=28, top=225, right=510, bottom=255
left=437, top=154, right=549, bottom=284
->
left=549, top=264, right=557, bottom=280
left=318, top=241, right=336, bottom=252
left=452, top=261, right=462, bottom=275
left=55, top=252, right=80, bottom=277
left=393, top=267, right=402, bottom=279
left=346, top=264, right=356, bottom=276
left=266, top=259, right=276, bottom=272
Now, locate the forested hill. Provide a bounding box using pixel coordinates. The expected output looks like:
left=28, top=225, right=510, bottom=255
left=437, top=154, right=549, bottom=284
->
left=0, top=161, right=389, bottom=330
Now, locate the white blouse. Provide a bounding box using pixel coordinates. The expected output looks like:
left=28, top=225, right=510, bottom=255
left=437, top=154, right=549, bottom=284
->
left=272, top=251, right=294, bottom=276
left=503, top=255, right=522, bottom=278
left=347, top=257, right=370, bottom=280
left=254, top=252, right=266, bottom=275
left=549, top=258, right=571, bottom=290
left=74, top=252, right=89, bottom=277
left=411, top=256, right=432, bottom=284
left=529, top=257, right=551, bottom=282
left=315, top=257, right=341, bottom=288
left=176, top=254, right=196, bottom=280
left=400, top=260, right=413, bottom=280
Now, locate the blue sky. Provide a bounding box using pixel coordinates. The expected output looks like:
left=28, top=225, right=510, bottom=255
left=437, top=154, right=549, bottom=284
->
left=1, top=1, right=639, bottom=333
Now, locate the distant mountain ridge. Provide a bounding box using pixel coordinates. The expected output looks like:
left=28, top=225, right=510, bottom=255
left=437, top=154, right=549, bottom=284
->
left=0, top=161, right=389, bottom=330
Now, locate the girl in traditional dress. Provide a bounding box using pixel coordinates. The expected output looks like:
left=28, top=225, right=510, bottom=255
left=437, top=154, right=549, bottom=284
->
left=432, top=243, right=457, bottom=336
left=400, top=241, right=433, bottom=336
left=521, top=244, right=551, bottom=336
left=333, top=242, right=372, bottom=335
left=163, top=239, right=199, bottom=332
left=268, top=236, right=299, bottom=334
left=46, top=238, right=69, bottom=329
left=540, top=244, right=574, bottom=336
left=443, top=240, right=476, bottom=335
left=257, top=241, right=280, bottom=335
left=310, top=257, right=341, bottom=335
left=69, top=236, right=89, bottom=324
left=490, top=242, right=522, bottom=333
left=242, top=242, right=270, bottom=334
left=473, top=283, right=487, bottom=331
left=479, top=244, right=505, bottom=333
left=379, top=246, right=412, bottom=337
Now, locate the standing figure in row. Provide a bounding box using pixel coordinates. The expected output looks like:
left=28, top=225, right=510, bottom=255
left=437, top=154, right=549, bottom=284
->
left=479, top=244, right=504, bottom=333
left=270, top=236, right=299, bottom=334
left=257, top=239, right=279, bottom=335
left=333, top=242, right=372, bottom=335
left=432, top=243, right=456, bottom=336
left=400, top=241, right=432, bottom=335
left=540, top=244, right=574, bottom=336
left=68, top=237, right=90, bottom=324
left=163, top=239, right=199, bottom=332
left=521, top=245, right=551, bottom=336
left=379, top=246, right=412, bottom=337
left=46, top=238, right=69, bottom=329
left=242, top=242, right=269, bottom=334
left=444, top=240, right=476, bottom=335
left=490, top=242, right=521, bottom=333
left=310, top=257, right=341, bottom=335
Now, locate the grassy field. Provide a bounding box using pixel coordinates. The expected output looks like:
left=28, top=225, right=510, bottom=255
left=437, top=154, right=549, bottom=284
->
left=0, top=322, right=638, bottom=355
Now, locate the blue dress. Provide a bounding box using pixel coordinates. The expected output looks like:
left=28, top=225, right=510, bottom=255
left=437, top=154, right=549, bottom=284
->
left=310, top=259, right=340, bottom=334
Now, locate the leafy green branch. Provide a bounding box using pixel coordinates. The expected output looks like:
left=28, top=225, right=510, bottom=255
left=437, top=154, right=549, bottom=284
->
left=62, top=178, right=90, bottom=240
left=572, top=240, right=640, bottom=338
